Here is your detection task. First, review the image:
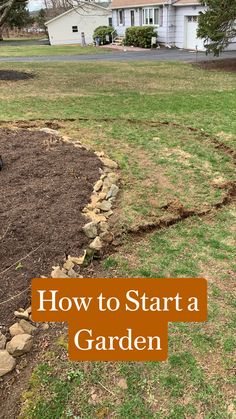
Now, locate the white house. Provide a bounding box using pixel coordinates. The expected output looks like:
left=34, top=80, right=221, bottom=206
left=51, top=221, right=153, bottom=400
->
left=46, top=2, right=112, bottom=45
left=111, top=0, right=236, bottom=51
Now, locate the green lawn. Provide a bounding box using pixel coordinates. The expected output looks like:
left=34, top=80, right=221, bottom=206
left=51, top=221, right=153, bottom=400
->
left=0, top=59, right=235, bottom=418
left=0, top=44, right=113, bottom=56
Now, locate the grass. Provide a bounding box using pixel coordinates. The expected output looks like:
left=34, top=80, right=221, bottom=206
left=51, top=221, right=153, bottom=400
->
left=0, top=57, right=235, bottom=418
left=0, top=61, right=235, bottom=132
left=0, top=44, right=113, bottom=57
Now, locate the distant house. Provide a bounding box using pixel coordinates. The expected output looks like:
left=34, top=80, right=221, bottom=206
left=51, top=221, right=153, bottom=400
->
left=46, top=2, right=112, bottom=45
left=111, top=0, right=236, bottom=51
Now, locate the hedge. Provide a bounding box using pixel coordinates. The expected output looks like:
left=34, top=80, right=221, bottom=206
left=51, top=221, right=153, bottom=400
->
left=93, top=26, right=115, bottom=45
left=124, top=26, right=157, bottom=48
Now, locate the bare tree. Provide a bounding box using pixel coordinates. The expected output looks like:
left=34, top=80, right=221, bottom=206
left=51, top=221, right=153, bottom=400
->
left=42, top=0, right=70, bottom=21
left=43, top=0, right=107, bottom=21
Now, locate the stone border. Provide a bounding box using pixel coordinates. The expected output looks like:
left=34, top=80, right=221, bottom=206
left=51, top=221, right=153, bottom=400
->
left=0, top=127, right=120, bottom=377
left=43, top=128, right=120, bottom=278
left=0, top=306, right=38, bottom=377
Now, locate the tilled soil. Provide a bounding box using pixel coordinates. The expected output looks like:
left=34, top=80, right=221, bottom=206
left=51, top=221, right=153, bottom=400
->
left=0, top=70, right=34, bottom=80
left=195, top=57, right=236, bottom=72
left=0, top=128, right=102, bottom=328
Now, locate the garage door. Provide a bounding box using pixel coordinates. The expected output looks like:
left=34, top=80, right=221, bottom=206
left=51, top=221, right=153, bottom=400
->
left=185, top=16, right=205, bottom=51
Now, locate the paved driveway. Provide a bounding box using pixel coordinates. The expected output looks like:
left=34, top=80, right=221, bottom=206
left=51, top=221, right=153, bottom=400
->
left=0, top=49, right=235, bottom=63
left=0, top=39, right=49, bottom=46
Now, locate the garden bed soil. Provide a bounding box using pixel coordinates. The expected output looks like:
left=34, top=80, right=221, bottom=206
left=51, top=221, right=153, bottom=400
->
left=0, top=128, right=102, bottom=329
left=196, top=58, right=236, bottom=73
left=0, top=70, right=34, bottom=81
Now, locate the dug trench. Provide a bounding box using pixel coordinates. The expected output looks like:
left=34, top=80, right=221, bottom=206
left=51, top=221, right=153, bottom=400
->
left=122, top=181, right=236, bottom=239
left=0, top=128, right=102, bottom=330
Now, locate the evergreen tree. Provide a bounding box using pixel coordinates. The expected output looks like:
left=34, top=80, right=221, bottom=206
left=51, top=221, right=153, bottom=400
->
left=7, top=1, right=33, bottom=30
left=198, top=0, right=236, bottom=55
left=0, top=0, right=32, bottom=39
left=36, top=8, right=47, bottom=30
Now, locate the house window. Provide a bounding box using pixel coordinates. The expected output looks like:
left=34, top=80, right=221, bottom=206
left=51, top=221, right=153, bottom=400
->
left=130, top=10, right=135, bottom=26
left=187, top=16, right=198, bottom=22
left=142, top=8, right=160, bottom=26
left=118, top=9, right=124, bottom=25
left=108, top=17, right=112, bottom=27
left=72, top=26, right=78, bottom=32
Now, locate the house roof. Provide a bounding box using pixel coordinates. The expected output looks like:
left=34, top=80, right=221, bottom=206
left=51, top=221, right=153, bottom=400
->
left=110, top=0, right=166, bottom=9
left=45, top=2, right=110, bottom=25
left=173, top=0, right=201, bottom=5
left=110, top=0, right=202, bottom=8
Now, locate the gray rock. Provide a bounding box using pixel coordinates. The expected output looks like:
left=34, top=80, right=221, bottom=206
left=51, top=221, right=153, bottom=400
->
left=41, top=323, right=49, bottom=331
left=26, top=306, right=32, bottom=314
left=100, top=158, right=118, bottom=169
left=96, top=200, right=112, bottom=212
left=99, top=221, right=109, bottom=233
left=0, top=332, right=6, bottom=349
left=14, top=310, right=29, bottom=320
left=19, top=319, right=37, bottom=335
left=0, top=350, right=16, bottom=376
left=95, top=151, right=105, bottom=158
left=51, top=266, right=69, bottom=278
left=67, top=268, right=78, bottom=278
left=6, top=334, right=33, bottom=357
left=9, top=323, right=25, bottom=337
left=97, top=192, right=106, bottom=201
left=106, top=184, right=119, bottom=199
left=93, top=179, right=103, bottom=192
left=103, top=177, right=113, bottom=189
left=82, top=221, right=98, bottom=239
left=63, top=258, right=74, bottom=271
left=107, top=172, right=119, bottom=182
left=103, top=210, right=113, bottom=218
left=40, top=128, right=59, bottom=136
left=99, top=231, right=113, bottom=243
left=103, top=167, right=113, bottom=174
left=89, top=236, right=103, bottom=251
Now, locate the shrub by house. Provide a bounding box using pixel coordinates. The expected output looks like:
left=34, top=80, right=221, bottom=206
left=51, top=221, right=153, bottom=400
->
left=124, top=26, right=157, bottom=48
left=93, top=26, right=115, bottom=44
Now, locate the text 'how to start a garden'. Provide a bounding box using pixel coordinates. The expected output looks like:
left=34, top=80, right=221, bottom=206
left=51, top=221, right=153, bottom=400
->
left=32, top=277, right=207, bottom=361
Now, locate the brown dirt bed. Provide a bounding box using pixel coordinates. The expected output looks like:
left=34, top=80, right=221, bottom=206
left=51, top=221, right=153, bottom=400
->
left=0, top=70, right=34, bottom=81
left=0, top=128, right=101, bottom=329
left=195, top=57, right=236, bottom=72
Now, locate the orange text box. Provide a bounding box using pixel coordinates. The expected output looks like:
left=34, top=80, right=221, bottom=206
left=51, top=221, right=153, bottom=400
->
left=32, top=277, right=207, bottom=361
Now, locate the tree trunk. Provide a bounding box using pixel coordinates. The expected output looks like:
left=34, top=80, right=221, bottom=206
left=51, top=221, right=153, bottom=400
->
left=0, top=27, right=3, bottom=41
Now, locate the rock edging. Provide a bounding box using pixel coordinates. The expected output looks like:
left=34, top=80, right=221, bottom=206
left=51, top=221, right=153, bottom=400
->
left=0, top=307, right=37, bottom=377
left=46, top=128, right=120, bottom=276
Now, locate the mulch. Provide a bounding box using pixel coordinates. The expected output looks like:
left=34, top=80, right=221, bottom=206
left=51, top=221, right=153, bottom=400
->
left=195, top=57, right=236, bottom=72
left=0, top=128, right=102, bottom=329
left=0, top=70, right=34, bottom=81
